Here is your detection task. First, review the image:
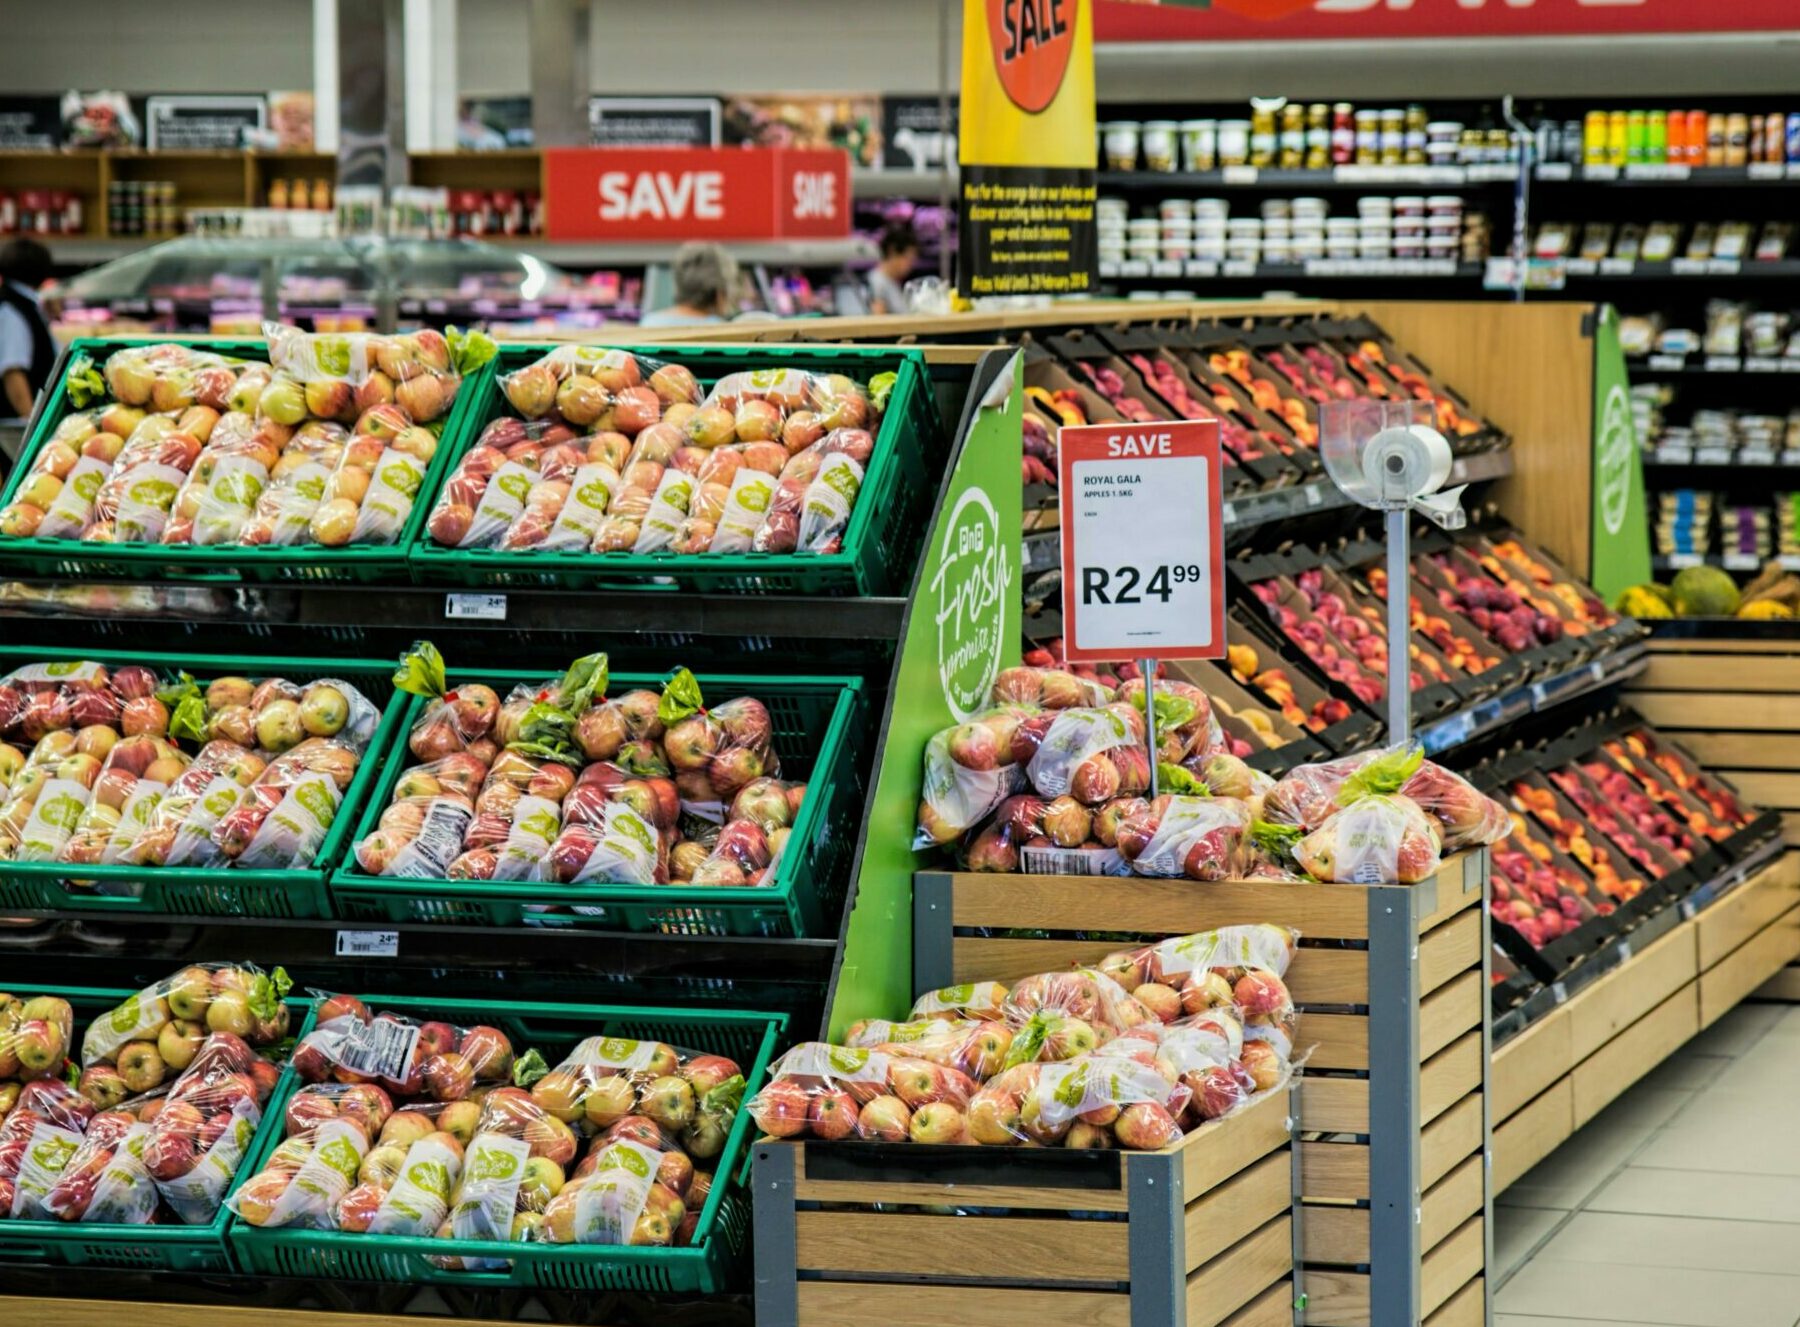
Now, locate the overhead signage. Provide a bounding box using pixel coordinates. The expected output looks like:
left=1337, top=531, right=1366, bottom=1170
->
left=588, top=97, right=720, bottom=148
left=542, top=147, right=850, bottom=242
left=1096, top=0, right=1800, bottom=41
left=145, top=95, right=266, bottom=150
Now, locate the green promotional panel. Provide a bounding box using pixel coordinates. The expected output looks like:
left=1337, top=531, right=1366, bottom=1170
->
left=1589, top=303, right=1652, bottom=601
left=825, top=351, right=1024, bottom=1039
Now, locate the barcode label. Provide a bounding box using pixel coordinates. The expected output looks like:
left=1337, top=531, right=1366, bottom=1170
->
left=445, top=593, right=507, bottom=621
left=334, top=1018, right=421, bottom=1081
left=1019, top=845, right=1131, bottom=876
left=336, top=930, right=399, bottom=957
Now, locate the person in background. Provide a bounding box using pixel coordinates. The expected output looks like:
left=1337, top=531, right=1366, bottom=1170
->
left=639, top=243, right=740, bottom=328
left=0, top=238, right=55, bottom=429
left=866, top=221, right=920, bottom=316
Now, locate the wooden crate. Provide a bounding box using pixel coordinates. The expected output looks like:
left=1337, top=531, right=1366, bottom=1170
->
left=1491, top=851, right=1800, bottom=1189
left=1623, top=634, right=1800, bottom=997
left=911, top=850, right=1492, bottom=1327
left=753, top=1085, right=1296, bottom=1327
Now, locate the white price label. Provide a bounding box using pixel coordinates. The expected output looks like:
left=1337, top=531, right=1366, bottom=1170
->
left=1536, top=162, right=1574, bottom=181
left=1745, top=358, right=1782, bottom=373
left=1150, top=259, right=1182, bottom=278
left=1704, top=356, right=1742, bottom=373
left=1670, top=258, right=1707, bottom=275
left=1625, top=163, right=1690, bottom=182
left=445, top=593, right=507, bottom=621
left=1695, top=447, right=1733, bottom=465
left=1184, top=259, right=1219, bottom=278
left=1058, top=421, right=1225, bottom=663
left=1707, top=259, right=1742, bottom=275
left=1599, top=258, right=1636, bottom=276
left=1740, top=448, right=1776, bottom=466
left=1221, top=166, right=1259, bottom=185
left=1119, top=260, right=1151, bottom=278
left=1222, top=259, right=1256, bottom=277
left=1582, top=165, right=1621, bottom=181
left=1723, top=553, right=1761, bottom=571
left=1099, top=261, right=1121, bottom=279
left=1647, top=355, right=1686, bottom=371
left=1748, top=163, right=1785, bottom=180
left=1782, top=450, right=1800, bottom=466
left=336, top=930, right=399, bottom=957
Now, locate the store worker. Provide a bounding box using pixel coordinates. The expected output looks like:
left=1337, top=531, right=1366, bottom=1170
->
left=866, top=221, right=920, bottom=315
left=0, top=238, right=55, bottom=435
left=639, top=242, right=740, bottom=328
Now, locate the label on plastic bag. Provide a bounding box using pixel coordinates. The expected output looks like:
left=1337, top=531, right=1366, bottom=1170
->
left=165, top=773, right=245, bottom=867
left=330, top=1017, right=421, bottom=1082
left=257, top=462, right=331, bottom=545
left=0, top=660, right=107, bottom=688
left=370, top=1135, right=463, bottom=1236
left=562, top=802, right=660, bottom=886
left=268, top=329, right=373, bottom=384
left=351, top=449, right=425, bottom=545
left=38, top=458, right=107, bottom=539
left=262, top=1119, right=367, bottom=1229
left=798, top=453, right=864, bottom=551
left=102, top=781, right=167, bottom=865
left=1149, top=925, right=1295, bottom=981
left=1018, top=844, right=1131, bottom=876
left=571, top=1139, right=661, bottom=1245
left=235, top=772, right=340, bottom=871
left=631, top=468, right=696, bottom=553
left=112, top=463, right=187, bottom=543
left=16, top=778, right=91, bottom=861
left=1026, top=709, right=1133, bottom=798
left=493, top=794, right=560, bottom=880
left=565, top=1036, right=658, bottom=1073
left=154, top=1096, right=260, bottom=1225
left=10, top=1123, right=83, bottom=1219
left=1159, top=1016, right=1243, bottom=1071
left=918, top=729, right=1017, bottom=838
left=191, top=456, right=268, bottom=545
left=84, top=1124, right=157, bottom=1224
left=769, top=1042, right=888, bottom=1084
left=709, top=466, right=777, bottom=554
left=541, top=463, right=618, bottom=550
left=449, top=1132, right=531, bottom=1260
left=1128, top=798, right=1246, bottom=879
left=383, top=797, right=474, bottom=877
left=463, top=461, right=534, bottom=548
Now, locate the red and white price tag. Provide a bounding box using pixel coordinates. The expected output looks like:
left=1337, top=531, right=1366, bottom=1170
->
left=1057, top=421, right=1225, bottom=662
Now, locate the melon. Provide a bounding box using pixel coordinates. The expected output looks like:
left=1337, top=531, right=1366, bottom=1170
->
left=1669, top=565, right=1741, bottom=617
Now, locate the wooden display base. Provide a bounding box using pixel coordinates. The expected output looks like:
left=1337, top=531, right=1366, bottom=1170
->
left=1491, top=852, right=1800, bottom=1190
left=1624, top=634, right=1800, bottom=1000
left=911, top=852, right=1492, bottom=1327
left=752, top=1086, right=1296, bottom=1327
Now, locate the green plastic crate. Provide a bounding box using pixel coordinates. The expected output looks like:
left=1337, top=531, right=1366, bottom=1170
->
left=225, top=993, right=785, bottom=1293
left=0, top=337, right=491, bottom=585
left=0, top=985, right=309, bottom=1273
left=328, top=667, right=866, bottom=936
left=408, top=342, right=940, bottom=596
left=0, top=645, right=406, bottom=918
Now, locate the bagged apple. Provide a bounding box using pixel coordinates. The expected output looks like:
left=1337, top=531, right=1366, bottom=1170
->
left=689, top=369, right=870, bottom=454
left=913, top=706, right=1035, bottom=847
left=669, top=440, right=789, bottom=554
left=93, top=343, right=245, bottom=414
left=114, top=741, right=267, bottom=868
left=81, top=963, right=293, bottom=1088
left=427, top=416, right=577, bottom=547
left=208, top=738, right=359, bottom=870
left=842, top=1018, right=1015, bottom=1083
left=1011, top=705, right=1152, bottom=805
left=569, top=686, right=666, bottom=766
left=1, top=410, right=122, bottom=541
left=392, top=641, right=503, bottom=765
left=587, top=421, right=688, bottom=551
left=291, top=998, right=514, bottom=1104
left=92, top=412, right=208, bottom=543
left=1296, top=791, right=1444, bottom=884
left=1097, top=924, right=1299, bottom=1034
left=4, top=1105, right=88, bottom=1218
left=426, top=1086, right=584, bottom=1263
left=144, top=1031, right=273, bottom=1224
left=1263, top=744, right=1510, bottom=852
left=966, top=1052, right=1188, bottom=1149
left=240, top=420, right=350, bottom=546
left=1150, top=1013, right=1261, bottom=1124
left=655, top=669, right=780, bottom=811
left=498, top=345, right=700, bottom=427
left=1115, top=793, right=1253, bottom=881
left=57, top=736, right=190, bottom=867
left=528, top=1036, right=744, bottom=1162
left=43, top=1112, right=157, bottom=1223
left=0, top=995, right=76, bottom=1086
left=1001, top=968, right=1161, bottom=1040
left=910, top=982, right=1009, bottom=1023
left=747, top=1043, right=978, bottom=1144
left=161, top=414, right=268, bottom=546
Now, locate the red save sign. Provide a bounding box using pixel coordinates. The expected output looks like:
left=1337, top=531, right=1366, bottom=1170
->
left=1058, top=420, right=1225, bottom=662
left=543, top=147, right=850, bottom=242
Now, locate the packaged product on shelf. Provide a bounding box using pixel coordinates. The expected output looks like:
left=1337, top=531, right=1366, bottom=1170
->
left=1115, top=793, right=1254, bottom=880
left=527, top=1035, right=743, bottom=1162
left=226, top=1114, right=369, bottom=1230
left=965, top=1053, right=1188, bottom=1149
left=1263, top=744, right=1510, bottom=849
left=1097, top=924, right=1299, bottom=1037
left=143, top=1031, right=277, bottom=1224
left=910, top=982, right=1010, bottom=1023
left=291, top=997, right=516, bottom=1101
left=746, top=1042, right=978, bottom=1145
left=0, top=992, right=75, bottom=1091
left=79, top=963, right=293, bottom=1099
left=841, top=1018, right=1015, bottom=1082
left=41, top=1112, right=157, bottom=1224
left=959, top=792, right=1138, bottom=876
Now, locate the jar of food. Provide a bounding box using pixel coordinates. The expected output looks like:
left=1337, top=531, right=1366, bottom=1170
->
left=1180, top=120, right=1217, bottom=172
left=1142, top=121, right=1179, bottom=172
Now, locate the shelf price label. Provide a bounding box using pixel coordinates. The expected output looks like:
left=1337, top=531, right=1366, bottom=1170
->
left=1058, top=421, right=1224, bottom=662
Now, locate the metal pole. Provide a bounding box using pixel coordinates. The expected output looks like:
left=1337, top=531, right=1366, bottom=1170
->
left=1385, top=507, right=1411, bottom=746
left=1141, top=657, right=1159, bottom=799
left=938, top=0, right=954, bottom=285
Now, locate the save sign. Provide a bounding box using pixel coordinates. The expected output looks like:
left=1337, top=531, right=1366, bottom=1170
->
left=1058, top=420, right=1225, bottom=662
left=543, top=147, right=850, bottom=241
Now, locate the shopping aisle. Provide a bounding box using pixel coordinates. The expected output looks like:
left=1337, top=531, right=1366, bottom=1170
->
left=1493, top=1000, right=1800, bottom=1326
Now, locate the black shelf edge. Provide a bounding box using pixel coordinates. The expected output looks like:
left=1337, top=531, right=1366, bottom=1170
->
left=1535, top=163, right=1800, bottom=187
left=1100, top=259, right=1483, bottom=283
left=1415, top=640, right=1650, bottom=757
left=1097, top=166, right=1517, bottom=190
left=1628, top=356, right=1800, bottom=378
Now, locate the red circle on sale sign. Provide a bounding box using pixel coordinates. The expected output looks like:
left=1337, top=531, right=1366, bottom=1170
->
left=1057, top=420, right=1225, bottom=663
left=985, top=0, right=1081, bottom=114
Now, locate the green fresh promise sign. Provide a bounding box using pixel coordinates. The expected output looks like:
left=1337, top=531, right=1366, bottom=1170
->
left=1589, top=303, right=1651, bottom=600
left=826, top=350, right=1023, bottom=1039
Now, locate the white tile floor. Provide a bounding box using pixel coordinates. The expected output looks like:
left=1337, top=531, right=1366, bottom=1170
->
left=1494, top=1001, right=1800, bottom=1326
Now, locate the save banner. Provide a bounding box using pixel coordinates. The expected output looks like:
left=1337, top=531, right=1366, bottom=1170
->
left=957, top=0, right=1098, bottom=299
left=542, top=147, right=849, bottom=242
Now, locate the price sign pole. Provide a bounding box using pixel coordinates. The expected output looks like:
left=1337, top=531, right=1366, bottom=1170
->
left=1058, top=420, right=1227, bottom=781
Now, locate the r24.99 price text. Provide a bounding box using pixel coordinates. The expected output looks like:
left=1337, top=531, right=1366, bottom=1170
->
left=1079, top=564, right=1206, bottom=604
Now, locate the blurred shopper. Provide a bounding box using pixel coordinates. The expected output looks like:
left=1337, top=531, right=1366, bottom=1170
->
left=866, top=221, right=920, bottom=315
left=0, top=238, right=54, bottom=424
left=639, top=243, right=740, bottom=327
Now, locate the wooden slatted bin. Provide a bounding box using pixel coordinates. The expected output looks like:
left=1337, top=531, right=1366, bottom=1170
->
left=752, top=1084, right=1296, bottom=1327
left=909, top=850, right=1493, bottom=1327
left=1624, top=632, right=1800, bottom=999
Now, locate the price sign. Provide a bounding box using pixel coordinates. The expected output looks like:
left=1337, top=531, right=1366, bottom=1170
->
left=1058, top=420, right=1225, bottom=662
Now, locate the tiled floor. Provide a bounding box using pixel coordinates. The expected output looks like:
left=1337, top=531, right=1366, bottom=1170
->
left=1494, top=1001, right=1800, bottom=1326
